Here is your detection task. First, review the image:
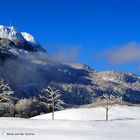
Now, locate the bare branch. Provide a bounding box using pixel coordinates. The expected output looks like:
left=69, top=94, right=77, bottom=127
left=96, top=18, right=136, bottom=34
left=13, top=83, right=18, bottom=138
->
left=39, top=86, right=65, bottom=120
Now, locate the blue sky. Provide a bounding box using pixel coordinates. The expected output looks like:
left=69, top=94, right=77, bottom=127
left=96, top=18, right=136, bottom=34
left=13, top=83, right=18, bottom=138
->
left=0, top=0, right=140, bottom=74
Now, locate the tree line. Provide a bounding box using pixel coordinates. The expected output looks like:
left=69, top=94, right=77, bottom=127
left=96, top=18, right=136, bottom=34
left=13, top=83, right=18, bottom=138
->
left=0, top=78, right=122, bottom=121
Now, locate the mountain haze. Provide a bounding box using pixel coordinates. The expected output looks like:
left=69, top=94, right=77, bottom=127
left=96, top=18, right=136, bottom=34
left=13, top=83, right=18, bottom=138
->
left=0, top=25, right=140, bottom=109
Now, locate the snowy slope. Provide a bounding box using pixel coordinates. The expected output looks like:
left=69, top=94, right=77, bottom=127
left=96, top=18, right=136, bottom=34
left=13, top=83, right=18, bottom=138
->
left=0, top=25, right=38, bottom=47
left=21, top=32, right=37, bottom=45
left=0, top=25, right=46, bottom=58
left=32, top=106, right=140, bottom=120
left=0, top=25, right=25, bottom=43
left=0, top=106, right=140, bottom=140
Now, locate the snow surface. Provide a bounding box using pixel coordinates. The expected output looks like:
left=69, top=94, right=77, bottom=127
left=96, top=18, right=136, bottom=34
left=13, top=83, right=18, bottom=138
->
left=21, top=32, right=37, bottom=45
left=102, top=76, right=117, bottom=82
left=0, top=25, right=25, bottom=43
left=0, top=25, right=37, bottom=45
left=0, top=106, right=140, bottom=140
left=32, top=106, right=140, bottom=120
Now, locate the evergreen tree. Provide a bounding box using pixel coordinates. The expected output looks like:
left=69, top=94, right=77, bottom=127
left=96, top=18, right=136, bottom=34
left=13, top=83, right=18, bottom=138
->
left=0, top=79, right=14, bottom=103
left=0, top=79, right=14, bottom=116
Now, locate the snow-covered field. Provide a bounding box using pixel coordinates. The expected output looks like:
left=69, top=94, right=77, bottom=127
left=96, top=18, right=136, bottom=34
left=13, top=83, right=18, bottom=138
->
left=0, top=106, right=140, bottom=140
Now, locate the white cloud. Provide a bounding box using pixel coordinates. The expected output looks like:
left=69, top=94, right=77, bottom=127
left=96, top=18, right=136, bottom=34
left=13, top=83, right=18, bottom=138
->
left=47, top=44, right=82, bottom=63
left=104, top=42, right=140, bottom=65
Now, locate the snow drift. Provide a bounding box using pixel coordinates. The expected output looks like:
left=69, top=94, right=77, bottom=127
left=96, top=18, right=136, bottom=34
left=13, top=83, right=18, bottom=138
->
left=0, top=106, right=140, bottom=140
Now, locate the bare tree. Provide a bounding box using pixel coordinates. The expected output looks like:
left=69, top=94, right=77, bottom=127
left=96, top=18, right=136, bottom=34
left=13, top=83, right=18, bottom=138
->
left=40, top=86, right=64, bottom=120
left=96, top=94, right=122, bottom=122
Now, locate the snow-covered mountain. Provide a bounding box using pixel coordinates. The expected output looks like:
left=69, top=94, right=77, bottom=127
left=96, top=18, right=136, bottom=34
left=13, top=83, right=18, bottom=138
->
left=0, top=25, right=45, bottom=56
left=0, top=25, right=140, bottom=118
left=0, top=25, right=25, bottom=43
left=0, top=25, right=38, bottom=45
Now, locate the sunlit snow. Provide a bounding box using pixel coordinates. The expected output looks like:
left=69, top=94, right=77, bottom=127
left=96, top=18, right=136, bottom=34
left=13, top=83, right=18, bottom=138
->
left=0, top=106, right=140, bottom=140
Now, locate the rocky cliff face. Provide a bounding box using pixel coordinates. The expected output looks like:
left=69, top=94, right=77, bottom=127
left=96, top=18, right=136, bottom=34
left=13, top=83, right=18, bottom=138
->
left=0, top=25, right=140, bottom=107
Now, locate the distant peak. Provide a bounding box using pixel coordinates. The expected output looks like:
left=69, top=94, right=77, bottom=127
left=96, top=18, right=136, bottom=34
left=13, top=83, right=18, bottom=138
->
left=0, top=25, right=25, bottom=43
left=0, top=25, right=45, bottom=54
left=0, top=25, right=38, bottom=45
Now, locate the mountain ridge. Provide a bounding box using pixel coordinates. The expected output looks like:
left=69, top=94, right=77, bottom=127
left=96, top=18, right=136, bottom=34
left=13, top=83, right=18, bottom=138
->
left=0, top=25, right=140, bottom=110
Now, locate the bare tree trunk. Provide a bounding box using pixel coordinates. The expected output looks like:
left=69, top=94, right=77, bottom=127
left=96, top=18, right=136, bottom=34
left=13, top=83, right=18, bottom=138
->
left=106, top=99, right=109, bottom=122
left=9, top=103, right=16, bottom=117
left=106, top=108, right=109, bottom=122
left=52, top=107, right=54, bottom=120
